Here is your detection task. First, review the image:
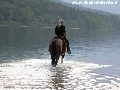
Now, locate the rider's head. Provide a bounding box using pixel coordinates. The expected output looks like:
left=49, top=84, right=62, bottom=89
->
left=59, top=19, right=64, bottom=24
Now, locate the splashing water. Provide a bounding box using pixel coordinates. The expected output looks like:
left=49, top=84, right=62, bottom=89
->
left=0, top=59, right=120, bottom=90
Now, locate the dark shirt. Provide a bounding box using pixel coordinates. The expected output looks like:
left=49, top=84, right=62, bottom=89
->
left=55, top=25, right=66, bottom=36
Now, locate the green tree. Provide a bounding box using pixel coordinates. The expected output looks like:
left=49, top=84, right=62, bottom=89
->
left=19, top=6, right=33, bottom=25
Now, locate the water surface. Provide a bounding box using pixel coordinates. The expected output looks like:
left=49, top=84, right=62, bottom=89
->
left=0, top=26, right=120, bottom=90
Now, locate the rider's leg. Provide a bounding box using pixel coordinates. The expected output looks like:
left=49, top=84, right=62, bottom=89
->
left=64, top=37, right=71, bottom=54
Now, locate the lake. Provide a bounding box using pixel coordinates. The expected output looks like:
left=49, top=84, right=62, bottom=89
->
left=0, top=26, right=120, bottom=90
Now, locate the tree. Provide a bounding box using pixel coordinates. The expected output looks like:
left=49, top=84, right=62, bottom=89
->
left=19, top=6, right=33, bottom=25
left=0, top=0, right=120, bottom=29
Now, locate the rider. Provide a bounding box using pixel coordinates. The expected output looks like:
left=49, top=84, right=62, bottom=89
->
left=55, top=19, right=71, bottom=54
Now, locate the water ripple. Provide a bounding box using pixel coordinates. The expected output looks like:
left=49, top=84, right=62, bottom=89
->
left=0, top=59, right=120, bottom=90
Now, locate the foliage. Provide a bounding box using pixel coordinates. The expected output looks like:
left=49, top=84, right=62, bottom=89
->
left=0, top=0, right=120, bottom=29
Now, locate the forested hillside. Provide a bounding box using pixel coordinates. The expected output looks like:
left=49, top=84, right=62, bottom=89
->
left=0, top=0, right=120, bottom=29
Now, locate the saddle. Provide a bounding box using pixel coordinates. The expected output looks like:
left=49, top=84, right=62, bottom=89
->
left=53, top=36, right=67, bottom=46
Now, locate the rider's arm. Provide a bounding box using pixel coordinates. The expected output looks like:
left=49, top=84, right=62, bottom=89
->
left=62, top=26, right=67, bottom=36
left=63, top=31, right=67, bottom=36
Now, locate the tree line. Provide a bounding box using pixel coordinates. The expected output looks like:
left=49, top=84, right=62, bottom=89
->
left=0, top=0, right=120, bottom=29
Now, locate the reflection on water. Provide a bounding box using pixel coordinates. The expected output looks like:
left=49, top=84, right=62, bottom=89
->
left=0, top=59, right=120, bottom=90
left=0, top=26, right=120, bottom=65
left=0, top=26, right=53, bottom=62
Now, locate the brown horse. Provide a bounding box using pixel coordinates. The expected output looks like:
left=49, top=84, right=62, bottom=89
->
left=48, top=38, right=67, bottom=66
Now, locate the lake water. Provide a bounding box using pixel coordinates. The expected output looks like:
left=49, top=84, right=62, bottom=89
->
left=0, top=26, right=120, bottom=90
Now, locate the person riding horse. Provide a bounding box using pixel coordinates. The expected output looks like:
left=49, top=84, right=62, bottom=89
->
left=55, top=19, right=71, bottom=54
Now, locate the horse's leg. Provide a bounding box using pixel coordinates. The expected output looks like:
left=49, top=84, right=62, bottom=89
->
left=61, top=54, right=65, bottom=63
left=51, top=54, right=55, bottom=66
left=51, top=40, right=57, bottom=66
left=55, top=54, right=60, bottom=66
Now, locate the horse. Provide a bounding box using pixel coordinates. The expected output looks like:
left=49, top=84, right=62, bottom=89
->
left=48, top=38, right=67, bottom=66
